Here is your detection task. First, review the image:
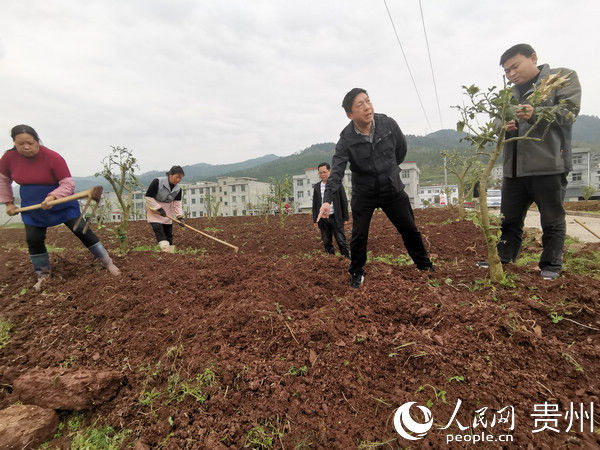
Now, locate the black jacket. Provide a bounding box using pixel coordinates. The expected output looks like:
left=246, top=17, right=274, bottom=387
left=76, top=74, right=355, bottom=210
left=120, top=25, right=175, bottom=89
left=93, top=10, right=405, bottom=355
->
left=323, top=113, right=407, bottom=203
left=312, top=181, right=349, bottom=227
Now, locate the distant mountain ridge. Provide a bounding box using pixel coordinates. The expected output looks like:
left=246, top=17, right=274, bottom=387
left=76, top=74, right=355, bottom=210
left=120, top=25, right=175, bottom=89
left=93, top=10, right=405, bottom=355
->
left=72, top=114, right=600, bottom=191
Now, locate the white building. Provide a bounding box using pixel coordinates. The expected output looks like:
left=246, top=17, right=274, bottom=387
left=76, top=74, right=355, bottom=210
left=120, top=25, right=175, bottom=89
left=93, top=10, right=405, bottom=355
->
left=418, top=184, right=459, bottom=205
left=99, top=176, right=271, bottom=222
left=293, top=162, right=422, bottom=213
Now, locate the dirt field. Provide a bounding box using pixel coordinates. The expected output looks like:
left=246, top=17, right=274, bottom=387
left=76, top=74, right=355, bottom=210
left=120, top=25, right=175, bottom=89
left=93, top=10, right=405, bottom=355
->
left=1, top=208, right=599, bottom=448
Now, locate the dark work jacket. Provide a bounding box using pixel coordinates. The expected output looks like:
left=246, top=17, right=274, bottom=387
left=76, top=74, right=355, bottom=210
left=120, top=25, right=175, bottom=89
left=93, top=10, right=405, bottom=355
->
left=312, top=181, right=349, bottom=227
left=323, top=113, right=407, bottom=203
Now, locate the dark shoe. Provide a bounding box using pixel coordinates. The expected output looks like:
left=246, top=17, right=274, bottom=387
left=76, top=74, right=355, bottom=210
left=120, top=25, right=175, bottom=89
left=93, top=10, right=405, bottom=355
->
left=418, top=265, right=435, bottom=272
left=540, top=269, right=560, bottom=280
left=350, top=273, right=364, bottom=289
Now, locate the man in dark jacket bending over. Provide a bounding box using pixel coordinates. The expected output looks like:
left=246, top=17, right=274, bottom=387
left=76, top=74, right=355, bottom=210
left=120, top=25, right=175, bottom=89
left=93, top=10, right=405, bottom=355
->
left=312, top=162, right=350, bottom=258
left=317, top=88, right=433, bottom=288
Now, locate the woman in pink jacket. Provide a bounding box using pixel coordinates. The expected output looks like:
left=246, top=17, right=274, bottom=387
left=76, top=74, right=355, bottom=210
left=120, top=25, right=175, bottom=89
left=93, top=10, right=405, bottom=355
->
left=0, top=125, right=120, bottom=290
left=145, top=165, right=185, bottom=252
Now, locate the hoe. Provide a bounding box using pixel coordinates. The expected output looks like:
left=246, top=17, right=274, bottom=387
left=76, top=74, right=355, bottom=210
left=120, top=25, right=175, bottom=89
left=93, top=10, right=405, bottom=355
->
left=10, top=186, right=103, bottom=234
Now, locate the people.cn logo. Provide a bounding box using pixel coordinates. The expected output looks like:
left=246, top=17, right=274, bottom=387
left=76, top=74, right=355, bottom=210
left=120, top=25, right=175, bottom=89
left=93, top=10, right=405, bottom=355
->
left=393, top=402, right=434, bottom=441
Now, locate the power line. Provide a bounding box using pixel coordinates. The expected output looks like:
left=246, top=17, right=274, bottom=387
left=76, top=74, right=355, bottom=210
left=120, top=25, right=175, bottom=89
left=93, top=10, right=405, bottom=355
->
left=382, top=0, right=431, bottom=132
left=418, top=0, right=443, bottom=129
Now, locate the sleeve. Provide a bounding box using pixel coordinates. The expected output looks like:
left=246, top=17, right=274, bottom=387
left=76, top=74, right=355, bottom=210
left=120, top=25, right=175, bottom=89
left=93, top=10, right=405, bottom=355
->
left=312, top=184, right=319, bottom=223
left=0, top=150, right=11, bottom=178
left=49, top=177, right=75, bottom=198
left=390, top=118, right=408, bottom=164
left=0, top=173, right=14, bottom=204
left=340, top=186, right=349, bottom=221
left=50, top=151, right=72, bottom=182
left=173, top=200, right=183, bottom=217
left=145, top=178, right=159, bottom=198
left=323, top=141, right=349, bottom=204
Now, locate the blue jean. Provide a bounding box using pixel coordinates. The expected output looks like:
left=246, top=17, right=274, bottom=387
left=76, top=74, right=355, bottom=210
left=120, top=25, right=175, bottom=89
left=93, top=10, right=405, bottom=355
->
left=497, top=174, right=567, bottom=272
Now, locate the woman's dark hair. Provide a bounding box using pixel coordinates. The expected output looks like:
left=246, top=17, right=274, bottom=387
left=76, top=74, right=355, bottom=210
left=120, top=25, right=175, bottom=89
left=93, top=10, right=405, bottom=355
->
left=11, top=125, right=39, bottom=142
left=167, top=165, right=185, bottom=176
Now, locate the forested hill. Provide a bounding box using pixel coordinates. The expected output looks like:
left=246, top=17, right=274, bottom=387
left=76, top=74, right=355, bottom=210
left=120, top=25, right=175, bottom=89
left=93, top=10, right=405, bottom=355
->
left=72, top=114, right=600, bottom=190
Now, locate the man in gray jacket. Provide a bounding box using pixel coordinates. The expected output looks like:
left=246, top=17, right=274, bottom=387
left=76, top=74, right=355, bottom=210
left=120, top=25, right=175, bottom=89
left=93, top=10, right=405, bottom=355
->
left=497, top=43, right=581, bottom=280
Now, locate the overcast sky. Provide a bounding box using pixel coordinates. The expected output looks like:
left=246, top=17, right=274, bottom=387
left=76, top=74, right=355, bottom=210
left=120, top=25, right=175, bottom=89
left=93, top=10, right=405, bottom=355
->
left=1, top=1, right=598, bottom=176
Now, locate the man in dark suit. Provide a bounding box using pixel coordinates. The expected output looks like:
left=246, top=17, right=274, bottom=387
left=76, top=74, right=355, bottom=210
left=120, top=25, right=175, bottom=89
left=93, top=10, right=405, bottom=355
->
left=312, top=162, right=350, bottom=258
left=317, top=88, right=433, bottom=288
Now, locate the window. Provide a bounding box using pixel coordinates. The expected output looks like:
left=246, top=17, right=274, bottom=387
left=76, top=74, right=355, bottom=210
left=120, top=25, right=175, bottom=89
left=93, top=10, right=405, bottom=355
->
left=572, top=155, right=584, bottom=165
left=233, top=210, right=238, bottom=216
left=242, top=210, right=246, bottom=215
left=219, top=187, right=222, bottom=192
left=572, top=172, right=582, bottom=182
left=212, top=187, right=216, bottom=193
left=297, top=179, right=303, bottom=186
left=191, top=189, right=196, bottom=195
left=241, top=185, right=246, bottom=192
left=232, top=185, right=236, bottom=192
left=242, top=196, right=246, bottom=202
left=224, top=192, right=227, bottom=195
left=232, top=196, right=237, bottom=202
left=223, top=181, right=227, bottom=185
left=402, top=171, right=409, bottom=179
left=192, top=211, right=197, bottom=217
left=297, top=191, right=304, bottom=198
left=224, top=202, right=228, bottom=206
left=192, top=198, right=196, bottom=204
left=219, top=197, right=222, bottom=201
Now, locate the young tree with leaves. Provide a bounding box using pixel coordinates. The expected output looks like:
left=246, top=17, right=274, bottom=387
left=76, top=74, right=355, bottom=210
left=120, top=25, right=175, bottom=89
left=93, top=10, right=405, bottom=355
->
left=441, top=149, right=483, bottom=220
left=95, top=146, right=141, bottom=253
left=456, top=47, right=579, bottom=282
left=268, top=175, right=293, bottom=228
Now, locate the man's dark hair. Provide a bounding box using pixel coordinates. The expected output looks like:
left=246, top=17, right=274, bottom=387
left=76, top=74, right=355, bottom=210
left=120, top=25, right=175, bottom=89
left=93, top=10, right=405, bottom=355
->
left=500, top=44, right=536, bottom=66
left=11, top=124, right=39, bottom=142
left=342, top=88, right=368, bottom=113
left=167, top=165, right=185, bottom=176
left=317, top=162, right=330, bottom=170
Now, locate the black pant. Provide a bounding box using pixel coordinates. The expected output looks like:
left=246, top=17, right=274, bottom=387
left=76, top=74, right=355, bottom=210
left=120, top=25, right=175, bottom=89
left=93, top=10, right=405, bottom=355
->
left=150, top=223, right=173, bottom=245
left=497, top=174, right=567, bottom=272
left=25, top=218, right=99, bottom=255
left=318, top=214, right=349, bottom=257
left=349, top=189, right=431, bottom=275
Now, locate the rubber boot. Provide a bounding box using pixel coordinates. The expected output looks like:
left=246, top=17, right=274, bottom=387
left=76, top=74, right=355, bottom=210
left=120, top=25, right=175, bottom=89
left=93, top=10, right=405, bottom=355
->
left=158, top=240, right=171, bottom=253
left=88, top=242, right=121, bottom=276
left=30, top=252, right=50, bottom=291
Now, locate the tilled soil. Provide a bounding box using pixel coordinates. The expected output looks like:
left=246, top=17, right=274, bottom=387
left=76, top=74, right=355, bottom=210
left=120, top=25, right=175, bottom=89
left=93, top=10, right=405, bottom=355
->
left=1, top=208, right=599, bottom=448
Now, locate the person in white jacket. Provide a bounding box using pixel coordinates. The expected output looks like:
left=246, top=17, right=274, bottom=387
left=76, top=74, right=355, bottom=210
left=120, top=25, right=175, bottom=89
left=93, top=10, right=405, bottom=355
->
left=145, top=166, right=185, bottom=252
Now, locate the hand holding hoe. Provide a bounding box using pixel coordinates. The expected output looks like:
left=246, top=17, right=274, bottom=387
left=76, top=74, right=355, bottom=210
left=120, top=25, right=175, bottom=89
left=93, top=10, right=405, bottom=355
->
left=9, top=186, right=103, bottom=233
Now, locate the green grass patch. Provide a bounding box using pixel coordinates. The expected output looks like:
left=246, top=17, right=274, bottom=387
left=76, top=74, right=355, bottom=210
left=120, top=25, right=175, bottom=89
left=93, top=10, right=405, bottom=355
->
left=368, top=251, right=412, bottom=266
left=0, top=318, right=14, bottom=350
left=131, top=244, right=159, bottom=251
left=70, top=425, right=131, bottom=449
left=204, top=227, right=222, bottom=233
left=244, top=418, right=284, bottom=449
left=564, top=250, right=600, bottom=279
left=515, top=252, right=539, bottom=267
